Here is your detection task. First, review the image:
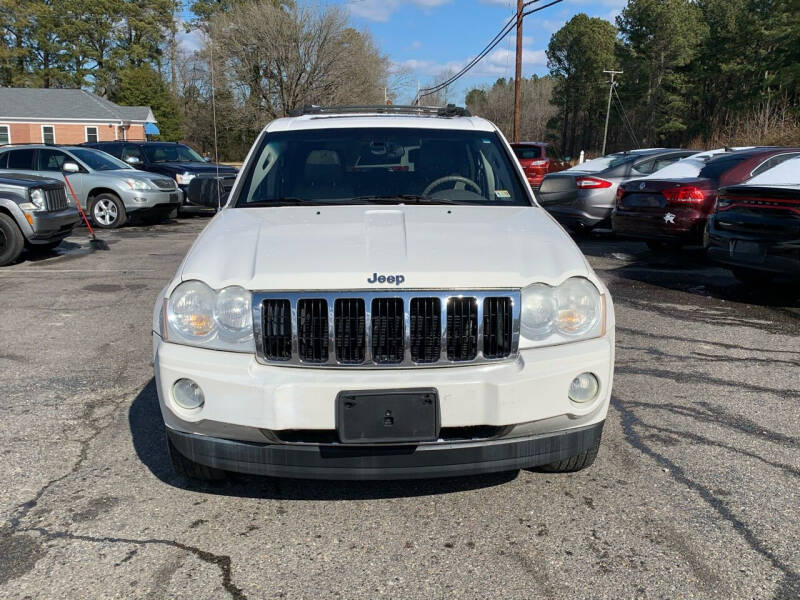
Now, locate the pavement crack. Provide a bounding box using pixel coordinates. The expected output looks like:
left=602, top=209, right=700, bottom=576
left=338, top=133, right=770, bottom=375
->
left=19, top=526, right=247, bottom=600
left=5, top=387, right=141, bottom=532
left=611, top=395, right=800, bottom=597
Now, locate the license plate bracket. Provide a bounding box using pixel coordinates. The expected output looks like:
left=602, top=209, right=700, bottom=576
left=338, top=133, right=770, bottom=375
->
left=336, top=388, right=439, bottom=444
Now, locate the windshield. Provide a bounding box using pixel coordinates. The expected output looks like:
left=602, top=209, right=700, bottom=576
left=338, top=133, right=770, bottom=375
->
left=143, top=144, right=205, bottom=163
left=234, top=127, right=530, bottom=207
left=69, top=148, right=131, bottom=171
left=569, top=154, right=631, bottom=173
left=512, top=145, right=542, bottom=159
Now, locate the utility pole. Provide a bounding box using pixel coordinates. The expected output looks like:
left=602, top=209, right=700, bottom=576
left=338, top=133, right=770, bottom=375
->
left=512, top=0, right=523, bottom=143
left=602, top=69, right=623, bottom=156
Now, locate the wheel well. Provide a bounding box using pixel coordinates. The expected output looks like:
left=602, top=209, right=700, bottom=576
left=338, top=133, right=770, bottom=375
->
left=87, top=187, right=120, bottom=202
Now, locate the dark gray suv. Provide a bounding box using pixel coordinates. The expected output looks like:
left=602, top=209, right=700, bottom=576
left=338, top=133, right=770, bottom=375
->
left=0, top=172, right=80, bottom=266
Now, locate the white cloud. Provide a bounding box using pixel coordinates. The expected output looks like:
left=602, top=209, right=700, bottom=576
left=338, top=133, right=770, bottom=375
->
left=394, top=46, right=545, bottom=80
left=347, top=0, right=451, bottom=22
left=176, top=21, right=205, bottom=53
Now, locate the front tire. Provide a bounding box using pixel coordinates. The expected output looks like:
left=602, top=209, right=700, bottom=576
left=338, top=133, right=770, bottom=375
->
left=167, top=436, right=227, bottom=482
left=537, top=430, right=602, bottom=473
left=0, top=213, right=24, bottom=266
left=90, top=193, right=127, bottom=229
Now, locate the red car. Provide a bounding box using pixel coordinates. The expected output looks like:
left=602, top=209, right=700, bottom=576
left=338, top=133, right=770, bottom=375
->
left=612, top=147, right=800, bottom=250
left=511, top=142, right=570, bottom=189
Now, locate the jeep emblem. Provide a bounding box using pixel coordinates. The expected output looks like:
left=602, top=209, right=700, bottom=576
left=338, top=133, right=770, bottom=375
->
left=367, top=272, right=405, bottom=285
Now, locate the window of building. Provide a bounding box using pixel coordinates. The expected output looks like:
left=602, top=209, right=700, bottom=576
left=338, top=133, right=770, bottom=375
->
left=86, top=126, right=99, bottom=143
left=42, top=125, right=55, bottom=144
left=0, top=125, right=9, bottom=146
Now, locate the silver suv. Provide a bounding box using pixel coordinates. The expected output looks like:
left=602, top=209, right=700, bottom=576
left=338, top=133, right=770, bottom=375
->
left=0, top=145, right=182, bottom=228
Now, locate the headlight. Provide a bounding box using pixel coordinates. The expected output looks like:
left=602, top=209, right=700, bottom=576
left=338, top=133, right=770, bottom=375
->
left=166, top=280, right=254, bottom=352
left=175, top=172, right=196, bottom=185
left=29, top=189, right=46, bottom=209
left=520, top=277, right=603, bottom=348
left=124, top=178, right=155, bottom=191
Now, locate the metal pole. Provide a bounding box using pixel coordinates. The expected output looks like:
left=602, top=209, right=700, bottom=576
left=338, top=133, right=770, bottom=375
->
left=513, top=0, right=523, bottom=143
left=602, top=69, right=623, bottom=156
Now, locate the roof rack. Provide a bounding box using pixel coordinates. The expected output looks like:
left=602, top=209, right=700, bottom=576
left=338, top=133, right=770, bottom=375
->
left=288, top=104, right=471, bottom=118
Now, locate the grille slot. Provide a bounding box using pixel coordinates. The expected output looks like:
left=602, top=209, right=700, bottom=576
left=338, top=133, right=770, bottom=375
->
left=446, top=297, right=478, bottom=361
left=297, top=299, right=329, bottom=362
left=334, top=298, right=366, bottom=364
left=254, top=291, right=518, bottom=368
left=44, top=187, right=68, bottom=211
left=483, top=297, right=513, bottom=359
left=371, top=298, right=404, bottom=363
left=262, top=299, right=292, bottom=360
left=410, top=297, right=441, bottom=363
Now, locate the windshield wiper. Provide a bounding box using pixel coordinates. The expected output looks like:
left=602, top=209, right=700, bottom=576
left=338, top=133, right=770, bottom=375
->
left=349, top=194, right=460, bottom=205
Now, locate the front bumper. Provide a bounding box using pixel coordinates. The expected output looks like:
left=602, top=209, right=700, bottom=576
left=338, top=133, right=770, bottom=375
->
left=121, top=188, right=182, bottom=212
left=154, top=333, right=614, bottom=478
left=166, top=421, right=604, bottom=480
left=27, top=206, right=81, bottom=242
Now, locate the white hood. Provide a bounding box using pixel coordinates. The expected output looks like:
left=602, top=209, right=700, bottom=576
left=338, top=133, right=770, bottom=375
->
left=177, top=205, right=592, bottom=291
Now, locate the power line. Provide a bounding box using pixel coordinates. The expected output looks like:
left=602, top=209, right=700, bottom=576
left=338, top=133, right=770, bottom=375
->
left=613, top=84, right=640, bottom=147
left=415, top=0, right=562, bottom=103
left=601, top=69, right=623, bottom=155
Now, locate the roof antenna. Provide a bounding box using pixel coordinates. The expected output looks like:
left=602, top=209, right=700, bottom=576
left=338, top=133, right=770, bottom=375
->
left=209, top=30, right=221, bottom=211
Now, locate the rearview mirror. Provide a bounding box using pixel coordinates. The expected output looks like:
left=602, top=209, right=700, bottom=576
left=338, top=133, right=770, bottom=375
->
left=125, top=156, right=142, bottom=166
left=187, top=175, right=234, bottom=208
left=62, top=162, right=79, bottom=174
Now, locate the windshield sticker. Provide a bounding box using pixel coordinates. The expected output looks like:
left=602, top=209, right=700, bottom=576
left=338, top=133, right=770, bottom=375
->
left=495, top=190, right=511, bottom=198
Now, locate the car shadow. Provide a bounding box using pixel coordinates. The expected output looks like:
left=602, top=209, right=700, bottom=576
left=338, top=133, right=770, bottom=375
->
left=574, top=232, right=800, bottom=311
left=129, top=378, right=519, bottom=500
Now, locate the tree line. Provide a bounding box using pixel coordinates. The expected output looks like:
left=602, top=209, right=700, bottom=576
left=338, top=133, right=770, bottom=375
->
left=470, top=0, right=799, bottom=158
left=2, top=0, right=798, bottom=160
left=0, top=0, right=391, bottom=159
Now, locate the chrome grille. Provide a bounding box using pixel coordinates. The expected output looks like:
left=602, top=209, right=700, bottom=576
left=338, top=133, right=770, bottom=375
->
left=253, top=290, right=520, bottom=368
left=152, top=178, right=178, bottom=190
left=44, top=187, right=68, bottom=211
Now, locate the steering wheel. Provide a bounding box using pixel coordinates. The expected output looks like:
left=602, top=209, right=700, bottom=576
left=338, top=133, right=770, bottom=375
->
left=423, top=175, right=482, bottom=197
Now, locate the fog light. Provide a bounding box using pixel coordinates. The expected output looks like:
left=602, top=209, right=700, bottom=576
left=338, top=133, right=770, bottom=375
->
left=172, top=378, right=204, bottom=410
left=569, top=372, right=599, bottom=403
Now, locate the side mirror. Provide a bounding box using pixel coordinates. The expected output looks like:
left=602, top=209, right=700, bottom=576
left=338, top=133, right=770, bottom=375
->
left=187, top=175, right=234, bottom=208
left=62, top=162, right=80, bottom=174
left=203, top=156, right=211, bottom=162
left=125, top=156, right=142, bottom=166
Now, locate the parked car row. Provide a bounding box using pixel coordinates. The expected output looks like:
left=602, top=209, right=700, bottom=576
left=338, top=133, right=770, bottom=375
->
left=0, top=141, right=237, bottom=266
left=532, top=146, right=800, bottom=284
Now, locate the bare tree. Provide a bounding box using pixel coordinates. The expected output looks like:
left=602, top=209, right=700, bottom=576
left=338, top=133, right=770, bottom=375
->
left=467, top=76, right=558, bottom=143
left=210, top=2, right=388, bottom=119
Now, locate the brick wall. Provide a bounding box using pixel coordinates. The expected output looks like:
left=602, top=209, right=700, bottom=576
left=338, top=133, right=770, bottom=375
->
left=0, top=122, right=148, bottom=144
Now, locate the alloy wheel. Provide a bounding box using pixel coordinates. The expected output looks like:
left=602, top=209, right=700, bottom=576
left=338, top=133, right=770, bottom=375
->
left=93, top=198, right=118, bottom=226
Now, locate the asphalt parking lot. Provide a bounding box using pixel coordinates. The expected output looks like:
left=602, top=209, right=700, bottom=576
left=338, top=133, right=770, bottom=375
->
left=1, top=217, right=798, bottom=600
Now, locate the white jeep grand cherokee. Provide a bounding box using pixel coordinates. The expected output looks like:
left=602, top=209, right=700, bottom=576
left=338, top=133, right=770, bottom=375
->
left=152, top=105, right=615, bottom=481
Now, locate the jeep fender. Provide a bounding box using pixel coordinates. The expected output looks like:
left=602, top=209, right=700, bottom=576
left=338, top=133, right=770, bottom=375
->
left=0, top=195, right=35, bottom=239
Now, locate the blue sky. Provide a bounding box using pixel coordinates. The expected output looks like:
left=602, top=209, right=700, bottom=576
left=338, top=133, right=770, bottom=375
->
left=179, top=0, right=626, bottom=104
